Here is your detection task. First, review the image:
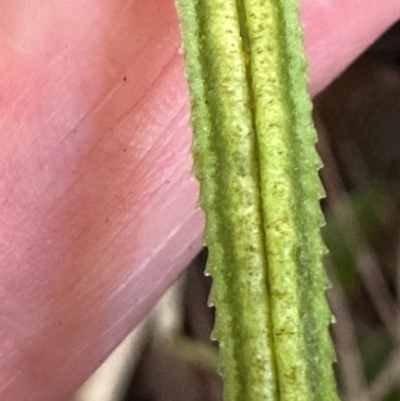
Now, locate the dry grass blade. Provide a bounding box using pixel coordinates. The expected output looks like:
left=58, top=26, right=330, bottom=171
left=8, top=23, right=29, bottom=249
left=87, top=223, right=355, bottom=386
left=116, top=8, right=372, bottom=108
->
left=327, top=270, right=369, bottom=401
left=368, top=349, right=400, bottom=401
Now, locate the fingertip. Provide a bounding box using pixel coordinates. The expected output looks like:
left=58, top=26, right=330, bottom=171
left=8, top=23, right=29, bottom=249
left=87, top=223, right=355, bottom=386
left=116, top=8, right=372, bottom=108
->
left=301, top=0, right=400, bottom=96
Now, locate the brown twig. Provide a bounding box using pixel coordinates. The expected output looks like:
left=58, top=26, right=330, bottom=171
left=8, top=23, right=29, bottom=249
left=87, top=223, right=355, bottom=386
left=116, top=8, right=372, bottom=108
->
left=327, top=270, right=370, bottom=401
left=368, top=349, right=400, bottom=401
left=317, top=112, right=400, bottom=342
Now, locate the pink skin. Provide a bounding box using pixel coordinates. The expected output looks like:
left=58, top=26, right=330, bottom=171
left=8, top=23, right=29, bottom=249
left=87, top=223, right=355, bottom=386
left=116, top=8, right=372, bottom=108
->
left=0, top=0, right=399, bottom=400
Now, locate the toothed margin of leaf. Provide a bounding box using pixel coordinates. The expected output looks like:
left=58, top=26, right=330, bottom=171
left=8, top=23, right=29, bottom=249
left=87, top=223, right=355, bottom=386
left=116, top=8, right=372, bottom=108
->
left=175, top=1, right=340, bottom=400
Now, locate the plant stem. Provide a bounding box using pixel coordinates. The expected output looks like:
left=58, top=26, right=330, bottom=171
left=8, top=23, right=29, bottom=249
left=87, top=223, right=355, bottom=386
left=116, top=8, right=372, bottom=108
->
left=176, top=0, right=340, bottom=400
